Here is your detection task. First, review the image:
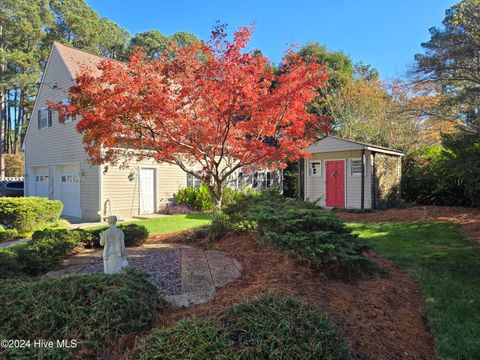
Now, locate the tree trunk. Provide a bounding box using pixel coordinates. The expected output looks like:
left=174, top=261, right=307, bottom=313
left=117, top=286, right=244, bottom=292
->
left=208, top=180, right=224, bottom=212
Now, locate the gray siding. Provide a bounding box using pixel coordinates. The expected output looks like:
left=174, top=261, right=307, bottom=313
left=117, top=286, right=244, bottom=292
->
left=23, top=44, right=100, bottom=221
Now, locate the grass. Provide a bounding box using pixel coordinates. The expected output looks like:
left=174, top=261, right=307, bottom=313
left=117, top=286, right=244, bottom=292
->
left=87, top=213, right=211, bottom=236
left=348, top=221, right=480, bottom=360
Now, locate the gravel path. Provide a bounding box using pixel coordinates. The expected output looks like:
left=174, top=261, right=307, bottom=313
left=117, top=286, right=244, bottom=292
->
left=81, top=248, right=182, bottom=296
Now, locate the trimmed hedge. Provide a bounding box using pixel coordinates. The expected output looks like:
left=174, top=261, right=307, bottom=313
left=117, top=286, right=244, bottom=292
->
left=135, top=293, right=353, bottom=360
left=0, top=197, right=63, bottom=234
left=0, top=271, right=164, bottom=359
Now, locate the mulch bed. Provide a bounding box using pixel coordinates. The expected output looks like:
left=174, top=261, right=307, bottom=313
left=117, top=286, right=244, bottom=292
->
left=111, top=232, right=436, bottom=360
left=338, top=205, right=480, bottom=243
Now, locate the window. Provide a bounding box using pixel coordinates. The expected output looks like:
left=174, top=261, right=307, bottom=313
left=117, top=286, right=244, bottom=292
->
left=60, top=99, right=76, bottom=123
left=36, top=175, right=48, bottom=183
left=309, top=161, right=321, bottom=176
left=61, top=175, right=79, bottom=183
left=38, top=107, right=52, bottom=129
left=350, top=159, right=366, bottom=176
left=253, top=171, right=271, bottom=189
left=186, top=173, right=203, bottom=188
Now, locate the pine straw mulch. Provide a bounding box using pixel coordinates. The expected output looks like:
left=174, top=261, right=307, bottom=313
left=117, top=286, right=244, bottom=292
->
left=109, top=231, right=435, bottom=360
left=338, top=205, right=480, bottom=243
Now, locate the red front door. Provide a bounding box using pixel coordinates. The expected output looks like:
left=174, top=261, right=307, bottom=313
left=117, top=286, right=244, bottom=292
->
left=325, top=160, right=345, bottom=207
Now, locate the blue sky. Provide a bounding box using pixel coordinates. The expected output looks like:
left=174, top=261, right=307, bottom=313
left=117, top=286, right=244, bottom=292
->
left=87, top=0, right=457, bottom=79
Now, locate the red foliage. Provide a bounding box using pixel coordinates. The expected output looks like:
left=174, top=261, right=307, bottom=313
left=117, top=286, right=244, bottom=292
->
left=54, top=25, right=329, bottom=203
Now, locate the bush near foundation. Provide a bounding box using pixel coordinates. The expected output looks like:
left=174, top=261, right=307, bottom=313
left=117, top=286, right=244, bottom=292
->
left=174, top=185, right=261, bottom=211
left=0, top=271, right=164, bottom=359
left=0, top=197, right=63, bottom=234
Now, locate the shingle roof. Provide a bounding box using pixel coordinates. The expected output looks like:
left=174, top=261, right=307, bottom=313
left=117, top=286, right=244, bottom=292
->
left=53, top=41, right=108, bottom=77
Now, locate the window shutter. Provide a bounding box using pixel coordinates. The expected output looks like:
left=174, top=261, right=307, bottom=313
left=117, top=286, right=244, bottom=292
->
left=48, top=109, right=52, bottom=127
left=38, top=110, right=41, bottom=129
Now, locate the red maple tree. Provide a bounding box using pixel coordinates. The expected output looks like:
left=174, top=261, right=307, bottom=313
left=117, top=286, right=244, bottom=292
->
left=58, top=25, right=329, bottom=209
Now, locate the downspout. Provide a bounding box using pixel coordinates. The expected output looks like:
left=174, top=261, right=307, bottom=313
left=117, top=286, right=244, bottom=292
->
left=361, top=148, right=365, bottom=210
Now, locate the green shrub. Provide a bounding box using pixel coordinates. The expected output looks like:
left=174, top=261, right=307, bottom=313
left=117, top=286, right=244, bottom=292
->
left=135, top=293, right=352, bottom=360
left=0, top=197, right=63, bottom=234
left=402, top=132, right=480, bottom=207
left=0, top=229, right=82, bottom=278
left=82, top=224, right=149, bottom=248
left=0, top=271, right=164, bottom=359
left=175, top=185, right=213, bottom=211
left=0, top=229, right=18, bottom=243
left=225, top=193, right=375, bottom=276
left=221, top=293, right=353, bottom=360
left=209, top=212, right=231, bottom=241
left=136, top=318, right=232, bottom=360
left=120, top=223, right=149, bottom=247
left=174, top=185, right=266, bottom=211
left=0, top=249, right=23, bottom=278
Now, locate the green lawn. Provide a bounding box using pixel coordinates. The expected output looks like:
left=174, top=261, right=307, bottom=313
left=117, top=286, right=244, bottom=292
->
left=348, top=221, right=480, bottom=360
left=124, top=213, right=211, bottom=235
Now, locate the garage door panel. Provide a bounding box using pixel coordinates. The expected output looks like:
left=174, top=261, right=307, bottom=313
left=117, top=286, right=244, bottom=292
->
left=33, top=167, right=49, bottom=198
left=59, top=164, right=81, bottom=218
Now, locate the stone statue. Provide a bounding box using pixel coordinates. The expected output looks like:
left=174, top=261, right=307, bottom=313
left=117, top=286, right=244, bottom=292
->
left=99, top=216, right=129, bottom=274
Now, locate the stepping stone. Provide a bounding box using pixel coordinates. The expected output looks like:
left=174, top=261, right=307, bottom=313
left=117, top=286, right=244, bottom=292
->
left=206, top=250, right=242, bottom=288
left=164, top=248, right=242, bottom=307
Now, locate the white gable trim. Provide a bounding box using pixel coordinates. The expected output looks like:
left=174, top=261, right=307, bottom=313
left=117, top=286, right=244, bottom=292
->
left=304, top=136, right=404, bottom=156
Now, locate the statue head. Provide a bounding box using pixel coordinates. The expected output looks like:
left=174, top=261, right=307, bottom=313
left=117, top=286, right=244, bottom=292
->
left=107, top=215, right=118, bottom=226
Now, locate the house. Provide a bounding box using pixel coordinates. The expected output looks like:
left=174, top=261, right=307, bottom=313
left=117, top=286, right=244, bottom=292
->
left=299, top=136, right=404, bottom=209
left=23, top=42, right=280, bottom=221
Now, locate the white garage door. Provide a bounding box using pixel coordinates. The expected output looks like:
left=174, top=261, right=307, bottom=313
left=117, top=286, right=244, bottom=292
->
left=59, top=164, right=81, bottom=218
left=139, top=168, right=155, bottom=214
left=33, top=167, right=49, bottom=198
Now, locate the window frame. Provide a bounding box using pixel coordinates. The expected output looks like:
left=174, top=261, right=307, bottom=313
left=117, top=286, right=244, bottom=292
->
left=186, top=172, right=203, bottom=188
left=38, top=107, right=52, bottom=129
left=253, top=170, right=271, bottom=189
left=350, top=158, right=366, bottom=176
left=308, top=161, right=322, bottom=177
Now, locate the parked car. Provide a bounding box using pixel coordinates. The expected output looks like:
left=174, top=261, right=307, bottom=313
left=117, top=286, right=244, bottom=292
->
left=0, top=180, right=24, bottom=197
